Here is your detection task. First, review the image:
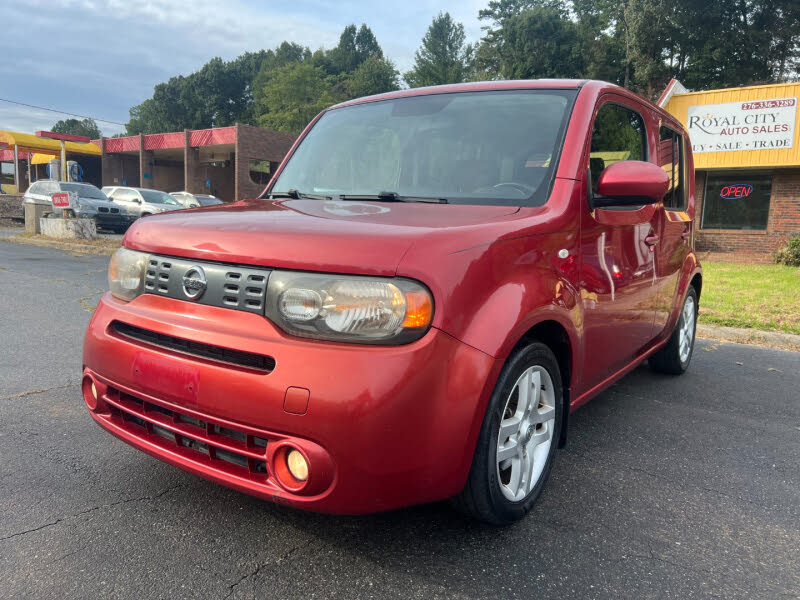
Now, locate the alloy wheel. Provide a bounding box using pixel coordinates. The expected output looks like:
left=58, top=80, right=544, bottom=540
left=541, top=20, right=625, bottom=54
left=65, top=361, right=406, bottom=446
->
left=496, top=366, right=556, bottom=502
left=679, top=294, right=696, bottom=364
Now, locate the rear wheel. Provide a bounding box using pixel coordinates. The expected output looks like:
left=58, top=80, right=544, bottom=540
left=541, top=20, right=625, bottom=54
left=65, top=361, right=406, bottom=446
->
left=453, top=342, right=562, bottom=525
left=649, top=287, right=698, bottom=375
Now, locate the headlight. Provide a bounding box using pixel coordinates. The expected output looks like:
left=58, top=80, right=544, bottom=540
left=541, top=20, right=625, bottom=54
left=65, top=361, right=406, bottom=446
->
left=265, top=271, right=433, bottom=344
left=108, top=248, right=150, bottom=301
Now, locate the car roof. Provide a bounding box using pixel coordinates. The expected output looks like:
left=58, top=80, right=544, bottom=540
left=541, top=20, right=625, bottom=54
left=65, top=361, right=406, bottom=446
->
left=329, top=79, right=588, bottom=110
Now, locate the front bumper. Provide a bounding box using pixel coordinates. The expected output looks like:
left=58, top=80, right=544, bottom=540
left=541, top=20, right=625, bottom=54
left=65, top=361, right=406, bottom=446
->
left=82, top=292, right=500, bottom=514
left=92, top=212, right=130, bottom=230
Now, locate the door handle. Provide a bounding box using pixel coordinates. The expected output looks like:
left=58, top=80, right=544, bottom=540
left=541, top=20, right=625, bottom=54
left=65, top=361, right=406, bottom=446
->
left=644, top=234, right=660, bottom=247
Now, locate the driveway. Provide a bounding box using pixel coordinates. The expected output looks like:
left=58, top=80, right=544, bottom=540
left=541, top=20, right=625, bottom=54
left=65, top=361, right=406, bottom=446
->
left=1, top=240, right=798, bottom=599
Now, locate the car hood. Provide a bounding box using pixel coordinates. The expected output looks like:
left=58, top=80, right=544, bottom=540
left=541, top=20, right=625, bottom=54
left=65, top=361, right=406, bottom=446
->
left=123, top=198, right=522, bottom=276
left=79, top=197, right=115, bottom=207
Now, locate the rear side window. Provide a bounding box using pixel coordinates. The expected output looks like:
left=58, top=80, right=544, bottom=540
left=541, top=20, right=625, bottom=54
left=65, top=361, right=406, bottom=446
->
left=659, top=127, right=686, bottom=210
left=589, top=103, right=646, bottom=194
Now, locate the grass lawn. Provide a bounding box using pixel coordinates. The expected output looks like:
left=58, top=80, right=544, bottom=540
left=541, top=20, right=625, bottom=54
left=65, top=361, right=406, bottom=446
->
left=699, top=262, right=800, bottom=335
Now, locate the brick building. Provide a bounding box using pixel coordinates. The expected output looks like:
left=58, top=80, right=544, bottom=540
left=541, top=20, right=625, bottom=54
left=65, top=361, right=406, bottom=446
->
left=98, top=124, right=295, bottom=202
left=660, top=80, right=800, bottom=262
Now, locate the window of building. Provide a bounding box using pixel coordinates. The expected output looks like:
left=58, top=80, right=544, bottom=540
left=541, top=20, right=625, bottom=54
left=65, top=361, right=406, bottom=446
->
left=659, top=126, right=686, bottom=210
left=701, top=172, right=772, bottom=230
left=249, top=160, right=272, bottom=186
left=589, top=103, right=647, bottom=194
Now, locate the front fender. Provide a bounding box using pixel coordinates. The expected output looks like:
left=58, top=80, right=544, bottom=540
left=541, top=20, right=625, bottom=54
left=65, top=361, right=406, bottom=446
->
left=398, top=231, right=583, bottom=362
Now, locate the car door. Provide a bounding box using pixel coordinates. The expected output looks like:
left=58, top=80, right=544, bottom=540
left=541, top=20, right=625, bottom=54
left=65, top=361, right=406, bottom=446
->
left=652, top=125, right=692, bottom=334
left=578, top=98, right=661, bottom=391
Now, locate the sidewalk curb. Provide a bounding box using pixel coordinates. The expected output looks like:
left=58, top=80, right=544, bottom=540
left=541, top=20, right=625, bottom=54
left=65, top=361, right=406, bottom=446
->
left=697, top=324, right=800, bottom=352
left=0, top=233, right=117, bottom=255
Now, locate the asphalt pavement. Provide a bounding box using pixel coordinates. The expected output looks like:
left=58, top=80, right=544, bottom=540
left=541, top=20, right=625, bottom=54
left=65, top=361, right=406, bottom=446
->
left=1, top=240, right=798, bottom=600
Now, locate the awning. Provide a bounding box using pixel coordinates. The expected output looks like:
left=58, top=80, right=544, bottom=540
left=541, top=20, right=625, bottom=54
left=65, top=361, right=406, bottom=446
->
left=31, top=153, right=57, bottom=165
left=0, top=130, right=101, bottom=156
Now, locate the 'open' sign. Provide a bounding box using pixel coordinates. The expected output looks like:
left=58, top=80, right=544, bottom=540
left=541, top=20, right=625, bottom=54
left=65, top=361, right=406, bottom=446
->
left=720, top=184, right=753, bottom=199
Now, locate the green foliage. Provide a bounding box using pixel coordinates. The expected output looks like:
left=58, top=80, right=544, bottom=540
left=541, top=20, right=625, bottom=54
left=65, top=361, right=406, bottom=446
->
left=404, top=12, right=474, bottom=87
left=51, top=118, right=101, bottom=139
left=347, top=56, right=400, bottom=98
left=774, top=236, right=800, bottom=267
left=127, top=25, right=388, bottom=136
left=497, top=6, right=584, bottom=79
left=255, top=63, right=343, bottom=134
left=476, top=0, right=800, bottom=98
left=326, top=24, right=383, bottom=75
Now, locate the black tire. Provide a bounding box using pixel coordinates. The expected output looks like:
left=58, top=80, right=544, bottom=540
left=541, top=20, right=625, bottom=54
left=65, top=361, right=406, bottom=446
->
left=649, top=287, right=698, bottom=375
left=453, top=342, right=563, bottom=525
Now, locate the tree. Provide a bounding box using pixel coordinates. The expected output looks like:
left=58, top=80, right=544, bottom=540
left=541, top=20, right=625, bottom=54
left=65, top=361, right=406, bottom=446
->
left=475, top=0, right=571, bottom=80
left=255, top=62, right=343, bottom=134
left=496, top=6, right=585, bottom=80
left=347, top=55, right=401, bottom=98
left=405, top=12, right=474, bottom=87
left=327, top=24, right=383, bottom=75
left=51, top=118, right=101, bottom=139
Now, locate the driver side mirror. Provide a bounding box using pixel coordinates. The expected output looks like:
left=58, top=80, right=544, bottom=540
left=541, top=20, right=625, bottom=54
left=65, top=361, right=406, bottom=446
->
left=591, top=160, right=669, bottom=210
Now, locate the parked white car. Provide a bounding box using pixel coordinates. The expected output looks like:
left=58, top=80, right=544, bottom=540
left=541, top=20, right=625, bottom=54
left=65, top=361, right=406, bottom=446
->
left=170, top=191, right=224, bottom=207
left=102, top=186, right=183, bottom=218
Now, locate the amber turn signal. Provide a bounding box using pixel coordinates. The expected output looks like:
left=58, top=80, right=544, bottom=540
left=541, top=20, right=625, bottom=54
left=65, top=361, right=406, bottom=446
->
left=402, top=290, right=433, bottom=328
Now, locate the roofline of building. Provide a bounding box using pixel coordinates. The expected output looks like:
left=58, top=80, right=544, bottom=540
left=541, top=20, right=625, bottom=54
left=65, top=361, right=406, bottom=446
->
left=659, top=79, right=800, bottom=106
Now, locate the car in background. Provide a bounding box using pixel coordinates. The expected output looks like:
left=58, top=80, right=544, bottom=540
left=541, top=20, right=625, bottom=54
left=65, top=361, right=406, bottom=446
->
left=102, top=187, right=183, bottom=218
left=23, top=180, right=133, bottom=233
left=170, top=191, right=224, bottom=207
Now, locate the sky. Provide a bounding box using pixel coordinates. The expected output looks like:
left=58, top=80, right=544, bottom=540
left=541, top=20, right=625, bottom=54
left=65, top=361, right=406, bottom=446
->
left=2, top=0, right=486, bottom=137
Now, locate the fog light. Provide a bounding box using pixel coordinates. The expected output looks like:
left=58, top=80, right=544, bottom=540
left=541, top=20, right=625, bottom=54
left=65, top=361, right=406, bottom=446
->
left=286, top=449, right=308, bottom=481
left=82, top=375, right=98, bottom=411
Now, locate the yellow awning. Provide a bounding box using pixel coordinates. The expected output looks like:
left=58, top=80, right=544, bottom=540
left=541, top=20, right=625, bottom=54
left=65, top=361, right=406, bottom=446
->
left=0, top=130, right=101, bottom=156
left=31, top=153, right=57, bottom=165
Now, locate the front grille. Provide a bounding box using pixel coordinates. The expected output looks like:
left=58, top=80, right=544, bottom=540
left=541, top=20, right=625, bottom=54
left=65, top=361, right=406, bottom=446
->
left=111, top=321, right=276, bottom=373
left=144, top=255, right=269, bottom=314
left=101, top=384, right=272, bottom=483
left=98, top=206, right=109, bottom=213
left=98, top=206, right=119, bottom=214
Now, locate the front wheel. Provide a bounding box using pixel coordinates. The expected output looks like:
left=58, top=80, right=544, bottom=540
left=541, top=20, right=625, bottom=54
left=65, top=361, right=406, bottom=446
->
left=649, top=287, right=698, bottom=375
left=453, top=342, right=562, bottom=525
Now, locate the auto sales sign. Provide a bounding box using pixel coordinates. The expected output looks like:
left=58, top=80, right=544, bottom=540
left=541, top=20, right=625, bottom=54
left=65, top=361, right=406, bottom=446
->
left=687, top=97, right=797, bottom=153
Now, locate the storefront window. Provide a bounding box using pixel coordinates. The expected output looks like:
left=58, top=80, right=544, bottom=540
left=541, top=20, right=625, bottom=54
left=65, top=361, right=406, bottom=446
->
left=701, top=172, right=772, bottom=230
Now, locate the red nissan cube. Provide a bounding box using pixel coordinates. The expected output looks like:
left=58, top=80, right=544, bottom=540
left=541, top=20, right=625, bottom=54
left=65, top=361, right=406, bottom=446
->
left=82, top=80, right=701, bottom=524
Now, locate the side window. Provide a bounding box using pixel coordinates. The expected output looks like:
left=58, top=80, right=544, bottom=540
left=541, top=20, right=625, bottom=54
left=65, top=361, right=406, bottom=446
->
left=115, top=189, right=137, bottom=202
left=589, top=103, right=647, bottom=194
left=659, top=126, right=686, bottom=210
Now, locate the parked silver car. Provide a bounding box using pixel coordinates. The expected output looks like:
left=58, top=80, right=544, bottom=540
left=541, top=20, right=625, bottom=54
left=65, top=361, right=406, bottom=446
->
left=170, top=191, right=224, bottom=207
left=102, top=187, right=183, bottom=218
left=23, top=180, right=133, bottom=232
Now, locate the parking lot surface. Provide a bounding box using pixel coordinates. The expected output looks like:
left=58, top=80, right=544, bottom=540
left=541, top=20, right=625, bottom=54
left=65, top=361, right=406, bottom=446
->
left=1, top=240, right=798, bottom=599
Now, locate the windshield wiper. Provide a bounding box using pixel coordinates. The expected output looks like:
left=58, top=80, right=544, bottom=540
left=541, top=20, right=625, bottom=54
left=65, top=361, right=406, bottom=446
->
left=338, top=191, right=448, bottom=204
left=270, top=189, right=332, bottom=201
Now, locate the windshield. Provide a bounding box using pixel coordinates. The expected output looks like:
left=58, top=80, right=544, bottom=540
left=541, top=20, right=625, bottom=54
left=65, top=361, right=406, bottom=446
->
left=61, top=183, right=109, bottom=201
left=270, top=89, right=575, bottom=206
left=140, top=190, right=179, bottom=205
left=197, top=195, right=222, bottom=205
